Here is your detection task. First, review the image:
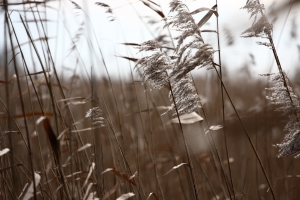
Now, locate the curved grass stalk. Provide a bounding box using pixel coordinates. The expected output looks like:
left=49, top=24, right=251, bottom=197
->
left=211, top=62, right=276, bottom=200
left=215, top=0, right=235, bottom=198
left=6, top=12, right=38, bottom=200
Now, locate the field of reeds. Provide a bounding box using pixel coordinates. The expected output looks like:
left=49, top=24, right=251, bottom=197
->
left=1, top=0, right=300, bottom=199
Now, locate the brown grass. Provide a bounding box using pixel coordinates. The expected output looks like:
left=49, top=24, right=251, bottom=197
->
left=0, top=0, right=300, bottom=200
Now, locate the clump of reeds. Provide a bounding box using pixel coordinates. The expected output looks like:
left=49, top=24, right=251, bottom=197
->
left=135, top=0, right=216, bottom=116
left=242, top=0, right=300, bottom=158
left=1, top=0, right=300, bottom=199
left=267, top=73, right=300, bottom=157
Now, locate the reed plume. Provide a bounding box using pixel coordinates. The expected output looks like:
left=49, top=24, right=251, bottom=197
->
left=242, top=0, right=300, bottom=158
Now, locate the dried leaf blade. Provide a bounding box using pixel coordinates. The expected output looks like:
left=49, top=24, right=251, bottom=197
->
left=164, top=163, right=189, bottom=176
left=117, top=56, right=138, bottom=62
left=0, top=148, right=10, bottom=156
left=77, top=143, right=92, bottom=152
left=101, top=168, right=136, bottom=186
left=82, top=162, right=95, bottom=188
left=209, top=125, right=223, bottom=131
left=165, top=112, right=203, bottom=125
left=190, top=7, right=217, bottom=15
left=141, top=0, right=165, bottom=18
left=21, top=172, right=41, bottom=200
left=197, top=5, right=218, bottom=28
left=102, top=182, right=120, bottom=200
left=86, top=191, right=99, bottom=200
left=116, top=193, right=135, bottom=200
left=146, top=192, right=159, bottom=200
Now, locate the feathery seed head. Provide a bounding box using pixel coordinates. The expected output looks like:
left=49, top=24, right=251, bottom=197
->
left=165, top=75, right=201, bottom=116
left=267, top=72, right=300, bottom=157
left=241, top=15, right=272, bottom=38
left=135, top=51, right=170, bottom=90
left=242, top=0, right=265, bottom=19
left=85, top=107, right=105, bottom=126
left=136, top=40, right=161, bottom=52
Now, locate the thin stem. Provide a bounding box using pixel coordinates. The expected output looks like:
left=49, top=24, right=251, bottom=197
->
left=215, top=1, right=235, bottom=198
left=6, top=12, right=37, bottom=200
left=257, top=0, right=299, bottom=123
left=168, top=81, right=199, bottom=200
left=212, top=62, right=277, bottom=200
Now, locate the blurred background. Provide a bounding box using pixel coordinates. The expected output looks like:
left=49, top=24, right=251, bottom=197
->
left=1, top=0, right=300, bottom=199
left=1, top=0, right=300, bottom=78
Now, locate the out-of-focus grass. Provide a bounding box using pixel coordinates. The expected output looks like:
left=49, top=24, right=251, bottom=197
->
left=1, top=0, right=300, bottom=200
left=1, top=67, right=299, bottom=199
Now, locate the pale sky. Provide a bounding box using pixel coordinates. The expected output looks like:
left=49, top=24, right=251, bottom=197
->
left=2, top=0, right=299, bottom=80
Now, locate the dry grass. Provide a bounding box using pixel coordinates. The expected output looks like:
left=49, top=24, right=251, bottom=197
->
left=0, top=0, right=300, bottom=200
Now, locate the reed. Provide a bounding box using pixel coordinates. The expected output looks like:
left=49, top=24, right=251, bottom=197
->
left=0, top=0, right=299, bottom=199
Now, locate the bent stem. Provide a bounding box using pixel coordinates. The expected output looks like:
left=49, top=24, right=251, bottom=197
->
left=215, top=0, right=235, bottom=198
left=168, top=81, right=199, bottom=200
left=212, top=62, right=276, bottom=200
